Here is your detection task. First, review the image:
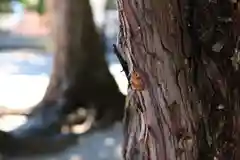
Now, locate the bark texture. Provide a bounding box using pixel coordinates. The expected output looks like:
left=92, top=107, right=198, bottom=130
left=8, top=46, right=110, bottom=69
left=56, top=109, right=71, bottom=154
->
left=34, top=0, right=124, bottom=123
left=118, top=0, right=240, bottom=159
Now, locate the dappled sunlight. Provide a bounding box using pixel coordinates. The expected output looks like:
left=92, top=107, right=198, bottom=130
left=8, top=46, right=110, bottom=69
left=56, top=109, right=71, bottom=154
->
left=0, top=50, right=52, bottom=75
left=0, top=75, right=49, bottom=131
left=8, top=123, right=123, bottom=160
left=0, top=48, right=125, bottom=160
left=0, top=115, right=27, bottom=132
left=104, top=137, right=116, bottom=146
left=108, top=63, right=128, bottom=95
left=0, top=49, right=127, bottom=133
left=0, top=74, right=49, bottom=109
left=61, top=122, right=123, bottom=160
left=63, top=108, right=96, bottom=134
left=0, top=50, right=51, bottom=131
left=69, top=155, right=83, bottom=160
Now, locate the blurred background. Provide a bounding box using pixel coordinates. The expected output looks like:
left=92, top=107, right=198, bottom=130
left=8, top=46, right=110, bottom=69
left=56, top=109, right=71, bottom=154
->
left=0, top=0, right=128, bottom=159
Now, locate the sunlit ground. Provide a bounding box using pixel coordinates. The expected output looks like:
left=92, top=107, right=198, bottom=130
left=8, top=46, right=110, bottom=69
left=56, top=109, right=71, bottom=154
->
left=0, top=49, right=127, bottom=132
left=0, top=49, right=126, bottom=160
left=8, top=122, right=123, bottom=160
left=0, top=49, right=51, bottom=131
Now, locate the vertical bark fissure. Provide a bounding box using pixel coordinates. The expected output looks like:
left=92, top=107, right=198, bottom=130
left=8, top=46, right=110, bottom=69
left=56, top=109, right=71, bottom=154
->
left=119, top=0, right=199, bottom=159
left=190, top=1, right=240, bottom=159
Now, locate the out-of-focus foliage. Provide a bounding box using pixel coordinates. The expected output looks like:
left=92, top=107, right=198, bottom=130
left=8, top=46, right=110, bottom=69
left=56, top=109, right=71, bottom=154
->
left=19, top=0, right=28, bottom=5
left=0, top=0, right=12, bottom=12
left=105, top=0, right=117, bottom=10
left=36, top=0, right=45, bottom=15
left=0, top=0, right=46, bottom=14
left=26, top=0, right=46, bottom=14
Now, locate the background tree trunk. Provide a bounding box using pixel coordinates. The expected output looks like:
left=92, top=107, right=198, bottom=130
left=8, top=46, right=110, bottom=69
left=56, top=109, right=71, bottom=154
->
left=118, top=0, right=240, bottom=159
left=35, top=0, right=124, bottom=123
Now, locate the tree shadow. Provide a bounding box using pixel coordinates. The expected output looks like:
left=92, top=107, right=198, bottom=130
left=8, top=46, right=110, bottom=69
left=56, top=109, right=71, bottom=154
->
left=1, top=122, right=123, bottom=160
left=1, top=130, right=79, bottom=158
left=0, top=104, right=122, bottom=158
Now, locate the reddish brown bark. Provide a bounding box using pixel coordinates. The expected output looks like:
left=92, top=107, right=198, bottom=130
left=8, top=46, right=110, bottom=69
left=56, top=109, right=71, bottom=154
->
left=118, top=0, right=240, bottom=159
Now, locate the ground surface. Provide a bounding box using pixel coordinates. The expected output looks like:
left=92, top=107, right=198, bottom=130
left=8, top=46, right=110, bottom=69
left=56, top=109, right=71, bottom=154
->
left=4, top=123, right=123, bottom=160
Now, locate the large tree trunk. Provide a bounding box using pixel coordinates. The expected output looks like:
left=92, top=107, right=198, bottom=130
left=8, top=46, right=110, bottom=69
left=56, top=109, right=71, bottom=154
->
left=34, top=0, right=124, bottom=123
left=119, top=0, right=240, bottom=159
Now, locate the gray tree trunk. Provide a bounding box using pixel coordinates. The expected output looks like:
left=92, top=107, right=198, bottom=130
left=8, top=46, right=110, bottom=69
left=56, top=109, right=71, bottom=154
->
left=35, top=0, right=124, bottom=123
left=118, top=0, right=240, bottom=159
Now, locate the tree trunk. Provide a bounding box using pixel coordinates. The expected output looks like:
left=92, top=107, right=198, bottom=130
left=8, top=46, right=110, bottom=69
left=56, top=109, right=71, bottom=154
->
left=118, top=0, right=240, bottom=159
left=0, top=130, right=16, bottom=154
left=34, top=0, right=124, bottom=123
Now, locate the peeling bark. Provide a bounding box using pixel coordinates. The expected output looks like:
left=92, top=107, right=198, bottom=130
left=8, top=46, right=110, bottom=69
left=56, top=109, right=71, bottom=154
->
left=118, top=0, right=240, bottom=159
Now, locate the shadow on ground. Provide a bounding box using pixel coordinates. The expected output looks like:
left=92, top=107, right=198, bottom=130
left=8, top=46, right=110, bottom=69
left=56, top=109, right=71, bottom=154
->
left=2, top=123, right=122, bottom=160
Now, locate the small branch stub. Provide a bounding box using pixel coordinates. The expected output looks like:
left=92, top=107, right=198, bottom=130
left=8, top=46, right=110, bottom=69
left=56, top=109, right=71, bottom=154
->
left=130, top=71, right=145, bottom=91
